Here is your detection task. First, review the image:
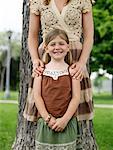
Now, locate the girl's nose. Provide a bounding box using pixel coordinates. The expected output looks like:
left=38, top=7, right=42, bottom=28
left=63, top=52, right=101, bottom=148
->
left=55, top=44, right=60, bottom=49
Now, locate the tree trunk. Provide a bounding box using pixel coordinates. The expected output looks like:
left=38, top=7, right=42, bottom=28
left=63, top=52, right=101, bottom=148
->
left=12, top=0, right=36, bottom=149
left=111, top=75, right=113, bottom=97
left=0, top=67, right=5, bottom=91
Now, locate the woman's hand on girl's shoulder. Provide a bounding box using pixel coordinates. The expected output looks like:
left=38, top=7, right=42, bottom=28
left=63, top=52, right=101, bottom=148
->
left=69, top=61, right=85, bottom=81
left=33, top=59, right=45, bottom=76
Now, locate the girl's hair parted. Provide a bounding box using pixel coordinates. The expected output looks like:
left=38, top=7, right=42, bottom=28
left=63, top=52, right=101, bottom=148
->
left=42, top=29, right=72, bottom=65
left=44, top=28, right=69, bottom=46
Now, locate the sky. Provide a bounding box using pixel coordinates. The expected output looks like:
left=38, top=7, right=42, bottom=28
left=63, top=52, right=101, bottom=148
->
left=0, top=0, right=22, bottom=33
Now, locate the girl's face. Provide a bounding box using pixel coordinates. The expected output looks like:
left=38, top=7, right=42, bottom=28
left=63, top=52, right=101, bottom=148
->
left=46, top=36, right=69, bottom=61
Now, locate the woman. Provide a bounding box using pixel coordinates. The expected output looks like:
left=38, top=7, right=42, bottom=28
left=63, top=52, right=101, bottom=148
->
left=28, top=0, right=97, bottom=149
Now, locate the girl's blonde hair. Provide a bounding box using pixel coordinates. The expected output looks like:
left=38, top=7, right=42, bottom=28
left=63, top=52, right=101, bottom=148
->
left=43, top=0, right=71, bottom=5
left=42, top=29, right=72, bottom=65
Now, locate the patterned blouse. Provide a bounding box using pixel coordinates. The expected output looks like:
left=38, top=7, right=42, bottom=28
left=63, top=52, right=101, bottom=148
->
left=30, top=0, right=94, bottom=42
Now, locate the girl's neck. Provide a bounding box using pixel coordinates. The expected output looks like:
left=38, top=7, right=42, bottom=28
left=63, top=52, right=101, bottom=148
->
left=46, top=59, right=68, bottom=70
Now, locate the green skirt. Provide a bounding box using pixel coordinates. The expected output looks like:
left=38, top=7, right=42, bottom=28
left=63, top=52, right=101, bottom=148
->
left=35, top=117, right=77, bottom=150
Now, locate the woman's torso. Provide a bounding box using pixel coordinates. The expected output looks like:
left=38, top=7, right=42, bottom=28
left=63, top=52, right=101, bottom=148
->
left=36, top=0, right=83, bottom=42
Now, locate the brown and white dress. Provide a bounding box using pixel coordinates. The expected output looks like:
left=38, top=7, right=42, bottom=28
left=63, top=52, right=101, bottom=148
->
left=35, top=68, right=77, bottom=150
left=30, top=0, right=98, bottom=149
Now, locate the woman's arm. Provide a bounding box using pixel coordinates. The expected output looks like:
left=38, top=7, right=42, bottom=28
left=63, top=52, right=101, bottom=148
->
left=52, top=78, right=80, bottom=131
left=70, top=11, right=94, bottom=79
left=33, top=76, right=50, bottom=122
left=28, top=13, right=40, bottom=62
left=79, top=11, right=94, bottom=66
left=28, top=13, right=44, bottom=74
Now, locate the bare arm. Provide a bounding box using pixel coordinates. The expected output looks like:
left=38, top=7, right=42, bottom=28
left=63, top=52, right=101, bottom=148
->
left=33, top=76, right=49, bottom=121
left=70, top=11, right=94, bottom=79
left=28, top=13, right=40, bottom=62
left=79, top=11, right=94, bottom=65
left=61, top=78, right=80, bottom=122
left=28, top=13, right=44, bottom=74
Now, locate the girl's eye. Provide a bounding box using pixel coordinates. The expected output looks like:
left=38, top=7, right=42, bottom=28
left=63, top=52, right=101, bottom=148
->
left=50, top=43, right=55, bottom=46
left=59, top=42, right=65, bottom=45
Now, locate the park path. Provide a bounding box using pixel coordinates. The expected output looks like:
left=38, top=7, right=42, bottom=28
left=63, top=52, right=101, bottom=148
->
left=0, top=100, right=113, bottom=108
left=0, top=100, right=18, bottom=104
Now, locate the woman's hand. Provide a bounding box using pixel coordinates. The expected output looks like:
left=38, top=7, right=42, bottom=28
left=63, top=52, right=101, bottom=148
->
left=51, top=117, right=69, bottom=132
left=69, top=61, right=85, bottom=80
left=33, top=59, right=44, bottom=76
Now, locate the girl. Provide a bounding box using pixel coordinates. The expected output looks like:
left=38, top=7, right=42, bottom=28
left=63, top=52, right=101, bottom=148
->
left=33, top=29, right=80, bottom=149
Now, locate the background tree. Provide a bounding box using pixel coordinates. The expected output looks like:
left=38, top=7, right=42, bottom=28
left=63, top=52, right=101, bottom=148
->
left=91, top=0, right=113, bottom=95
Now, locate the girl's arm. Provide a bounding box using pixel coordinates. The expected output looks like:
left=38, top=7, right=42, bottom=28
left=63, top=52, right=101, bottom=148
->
left=28, top=13, right=44, bottom=74
left=52, top=78, right=80, bottom=132
left=70, top=11, right=94, bottom=79
left=33, top=76, right=51, bottom=122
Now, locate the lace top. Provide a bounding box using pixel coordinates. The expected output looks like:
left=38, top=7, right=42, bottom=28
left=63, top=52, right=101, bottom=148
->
left=30, top=0, right=94, bottom=42
left=43, top=68, right=69, bottom=80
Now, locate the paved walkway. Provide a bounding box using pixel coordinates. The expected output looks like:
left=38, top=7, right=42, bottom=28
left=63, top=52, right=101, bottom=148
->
left=94, top=104, right=113, bottom=108
left=0, top=100, right=113, bottom=108
left=0, top=100, right=18, bottom=104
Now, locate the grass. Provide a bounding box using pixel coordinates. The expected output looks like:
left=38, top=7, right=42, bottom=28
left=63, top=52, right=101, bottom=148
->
left=0, top=91, right=113, bottom=104
left=0, top=103, right=113, bottom=150
left=0, top=104, right=18, bottom=150
left=93, top=93, right=113, bottom=104
left=94, top=108, right=113, bottom=150
left=0, top=91, right=18, bottom=100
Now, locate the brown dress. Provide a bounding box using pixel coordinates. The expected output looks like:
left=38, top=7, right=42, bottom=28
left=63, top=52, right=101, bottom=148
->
left=35, top=68, right=77, bottom=150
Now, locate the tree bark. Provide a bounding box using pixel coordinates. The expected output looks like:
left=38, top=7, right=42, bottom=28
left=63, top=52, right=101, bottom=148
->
left=0, top=67, right=5, bottom=91
left=12, top=0, right=36, bottom=149
left=112, top=75, right=113, bottom=98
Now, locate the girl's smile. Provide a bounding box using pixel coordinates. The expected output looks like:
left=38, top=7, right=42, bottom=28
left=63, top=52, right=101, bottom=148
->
left=46, top=36, right=69, bottom=60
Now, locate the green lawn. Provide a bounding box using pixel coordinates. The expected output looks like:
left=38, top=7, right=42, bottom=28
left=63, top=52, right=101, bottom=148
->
left=0, top=103, right=113, bottom=150
left=0, top=104, right=18, bottom=150
left=93, top=93, right=113, bottom=104
left=94, top=108, right=113, bottom=150
left=0, top=91, right=18, bottom=100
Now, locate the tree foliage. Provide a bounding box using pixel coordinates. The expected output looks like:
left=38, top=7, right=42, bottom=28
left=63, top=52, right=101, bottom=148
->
left=91, top=0, right=113, bottom=74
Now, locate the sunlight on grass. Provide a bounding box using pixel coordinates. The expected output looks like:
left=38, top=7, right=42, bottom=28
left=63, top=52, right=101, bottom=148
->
left=0, top=91, right=18, bottom=100
left=93, top=93, right=113, bottom=104
left=0, top=104, right=18, bottom=150
left=94, top=108, right=113, bottom=150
